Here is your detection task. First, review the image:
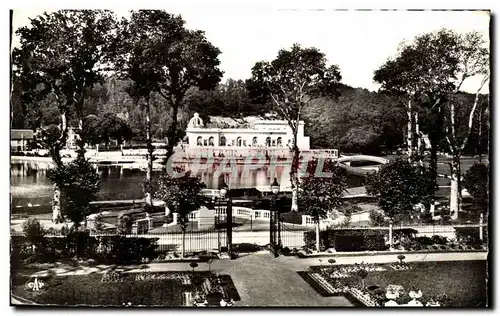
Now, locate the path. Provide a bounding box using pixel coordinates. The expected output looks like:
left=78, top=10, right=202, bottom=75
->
left=220, top=252, right=353, bottom=306
left=13, top=251, right=487, bottom=307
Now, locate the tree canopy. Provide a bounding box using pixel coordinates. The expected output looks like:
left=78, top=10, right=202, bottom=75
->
left=365, top=158, right=436, bottom=222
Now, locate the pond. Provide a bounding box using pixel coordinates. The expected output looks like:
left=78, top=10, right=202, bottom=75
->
left=10, top=159, right=366, bottom=214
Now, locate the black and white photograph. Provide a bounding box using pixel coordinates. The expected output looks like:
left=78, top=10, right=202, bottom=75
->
left=8, top=2, right=492, bottom=308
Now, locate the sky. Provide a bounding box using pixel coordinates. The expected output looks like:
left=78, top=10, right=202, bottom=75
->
left=11, top=8, right=490, bottom=94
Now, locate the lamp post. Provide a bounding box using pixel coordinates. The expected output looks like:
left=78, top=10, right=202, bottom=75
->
left=219, top=178, right=233, bottom=257
left=270, top=178, right=281, bottom=256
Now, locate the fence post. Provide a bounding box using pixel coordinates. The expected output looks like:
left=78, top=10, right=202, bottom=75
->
left=479, top=213, right=484, bottom=241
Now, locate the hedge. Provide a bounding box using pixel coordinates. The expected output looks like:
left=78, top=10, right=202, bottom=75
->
left=304, top=229, right=388, bottom=252
left=11, top=232, right=159, bottom=266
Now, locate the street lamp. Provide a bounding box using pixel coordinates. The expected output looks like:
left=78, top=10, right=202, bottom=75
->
left=270, top=178, right=281, bottom=256
left=220, top=179, right=229, bottom=198
left=271, top=177, right=280, bottom=195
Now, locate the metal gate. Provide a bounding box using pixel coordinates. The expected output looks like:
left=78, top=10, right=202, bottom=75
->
left=280, top=222, right=313, bottom=250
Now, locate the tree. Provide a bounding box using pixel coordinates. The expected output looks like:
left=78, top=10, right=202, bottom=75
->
left=365, top=158, right=436, bottom=223
left=116, top=10, right=222, bottom=204
left=442, top=32, right=489, bottom=219
left=117, top=214, right=133, bottom=235
left=94, top=112, right=134, bottom=148
left=47, top=156, right=101, bottom=229
left=463, top=163, right=489, bottom=215
left=374, top=29, right=490, bottom=220
left=22, top=218, right=46, bottom=250
left=12, top=10, right=117, bottom=221
left=247, top=44, right=342, bottom=211
left=374, top=29, right=460, bottom=165
left=298, top=159, right=348, bottom=252
left=155, top=169, right=206, bottom=257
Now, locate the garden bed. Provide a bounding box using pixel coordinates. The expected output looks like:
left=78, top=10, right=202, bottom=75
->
left=303, top=260, right=487, bottom=307
left=12, top=271, right=240, bottom=307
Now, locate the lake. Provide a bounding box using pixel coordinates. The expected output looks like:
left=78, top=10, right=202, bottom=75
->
left=10, top=159, right=367, bottom=213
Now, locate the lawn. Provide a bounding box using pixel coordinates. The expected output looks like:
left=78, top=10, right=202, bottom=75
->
left=12, top=271, right=226, bottom=306
left=363, top=260, right=487, bottom=307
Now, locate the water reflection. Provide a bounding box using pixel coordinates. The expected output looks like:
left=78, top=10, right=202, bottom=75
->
left=10, top=160, right=365, bottom=208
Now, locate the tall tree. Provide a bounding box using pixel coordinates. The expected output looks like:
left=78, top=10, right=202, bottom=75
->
left=298, top=159, right=348, bottom=252
left=12, top=10, right=116, bottom=221
left=365, top=158, right=436, bottom=223
left=373, top=29, right=489, bottom=219
left=47, top=156, right=101, bottom=230
left=441, top=32, right=489, bottom=219
left=247, top=44, right=342, bottom=211
left=116, top=10, right=222, bottom=205
left=155, top=169, right=206, bottom=257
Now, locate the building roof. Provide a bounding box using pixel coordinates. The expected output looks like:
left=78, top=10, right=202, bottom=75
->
left=11, top=129, right=34, bottom=140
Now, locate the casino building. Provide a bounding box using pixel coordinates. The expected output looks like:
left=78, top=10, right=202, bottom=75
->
left=184, top=113, right=310, bottom=151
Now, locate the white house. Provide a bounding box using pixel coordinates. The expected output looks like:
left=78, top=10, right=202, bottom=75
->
left=184, top=113, right=310, bottom=150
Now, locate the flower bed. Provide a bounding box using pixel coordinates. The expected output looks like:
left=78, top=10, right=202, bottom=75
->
left=389, top=262, right=411, bottom=271
left=347, top=287, right=380, bottom=307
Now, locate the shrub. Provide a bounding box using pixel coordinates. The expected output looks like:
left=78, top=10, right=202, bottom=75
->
left=455, top=227, right=485, bottom=245
left=431, top=235, right=448, bottom=245
left=415, top=236, right=433, bottom=246
left=420, top=211, right=434, bottom=223
left=281, top=247, right=291, bottom=256
left=117, top=215, right=134, bottom=235
left=369, top=210, right=386, bottom=226
left=22, top=218, right=46, bottom=247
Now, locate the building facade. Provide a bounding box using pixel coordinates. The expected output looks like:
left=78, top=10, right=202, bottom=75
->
left=185, top=113, right=310, bottom=150
left=11, top=129, right=34, bottom=152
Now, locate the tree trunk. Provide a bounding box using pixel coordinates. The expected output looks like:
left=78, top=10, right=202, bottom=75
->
left=315, top=219, right=321, bottom=252
left=52, top=112, right=68, bottom=223
left=52, top=185, right=62, bottom=223
left=77, top=118, right=85, bottom=159
left=290, top=135, right=300, bottom=212
left=406, top=98, right=413, bottom=160
left=414, top=112, right=422, bottom=165
left=164, top=101, right=179, bottom=170
left=145, top=97, right=153, bottom=206
left=449, top=155, right=460, bottom=220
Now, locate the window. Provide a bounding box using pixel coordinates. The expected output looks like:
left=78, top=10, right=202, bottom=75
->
left=237, top=137, right=242, bottom=147
left=266, top=137, right=271, bottom=147
left=209, top=137, right=214, bottom=146
left=220, top=136, right=226, bottom=146
left=277, top=137, right=282, bottom=146
left=252, top=137, right=258, bottom=146
left=197, top=136, right=203, bottom=146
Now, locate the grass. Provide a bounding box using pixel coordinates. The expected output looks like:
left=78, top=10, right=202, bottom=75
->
left=363, top=260, right=487, bottom=307
left=11, top=272, right=204, bottom=306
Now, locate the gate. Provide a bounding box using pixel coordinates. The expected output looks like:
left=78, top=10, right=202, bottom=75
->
left=280, top=222, right=313, bottom=250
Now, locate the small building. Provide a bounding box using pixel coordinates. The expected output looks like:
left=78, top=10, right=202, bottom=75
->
left=185, top=113, right=310, bottom=150
left=11, top=129, right=34, bottom=152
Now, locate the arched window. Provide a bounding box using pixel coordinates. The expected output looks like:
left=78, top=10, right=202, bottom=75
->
left=252, top=137, right=258, bottom=146
left=209, top=137, right=214, bottom=146
left=277, top=137, right=282, bottom=146
left=197, top=136, right=203, bottom=146
left=266, top=137, right=271, bottom=147
left=220, top=136, right=226, bottom=146
left=237, top=137, right=242, bottom=147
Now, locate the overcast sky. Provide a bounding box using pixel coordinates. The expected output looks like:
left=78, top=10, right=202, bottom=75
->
left=11, top=8, right=490, bottom=93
